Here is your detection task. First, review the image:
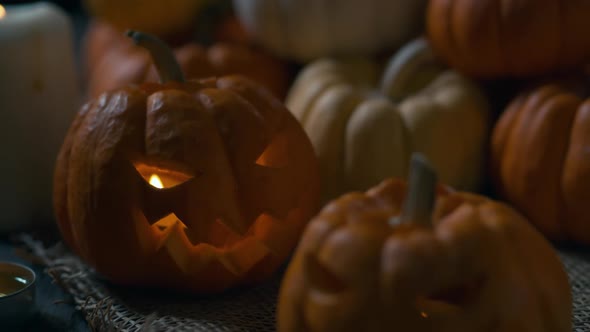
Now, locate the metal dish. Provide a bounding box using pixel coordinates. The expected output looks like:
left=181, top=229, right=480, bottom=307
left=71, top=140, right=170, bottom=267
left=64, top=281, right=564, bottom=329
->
left=0, top=261, right=36, bottom=327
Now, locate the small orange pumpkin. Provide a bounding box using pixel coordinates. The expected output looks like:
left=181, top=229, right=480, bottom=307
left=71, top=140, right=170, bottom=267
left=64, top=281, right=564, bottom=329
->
left=54, top=31, right=319, bottom=293
left=83, top=0, right=206, bottom=38
left=427, top=0, right=590, bottom=78
left=278, top=154, right=571, bottom=332
left=491, top=79, right=590, bottom=243
left=84, top=20, right=290, bottom=99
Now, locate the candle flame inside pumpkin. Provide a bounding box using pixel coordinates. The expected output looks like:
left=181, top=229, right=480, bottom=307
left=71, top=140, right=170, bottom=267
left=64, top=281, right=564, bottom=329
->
left=0, top=5, right=6, bottom=20
left=149, top=174, right=164, bottom=189
left=134, top=162, right=194, bottom=189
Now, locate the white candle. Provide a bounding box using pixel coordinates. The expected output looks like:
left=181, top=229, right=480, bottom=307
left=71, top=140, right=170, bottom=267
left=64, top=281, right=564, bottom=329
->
left=0, top=2, right=80, bottom=232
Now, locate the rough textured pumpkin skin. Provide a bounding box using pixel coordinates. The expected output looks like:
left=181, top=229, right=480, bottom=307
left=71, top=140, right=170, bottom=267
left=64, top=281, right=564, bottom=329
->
left=491, top=82, right=590, bottom=243
left=427, top=0, right=590, bottom=78
left=54, top=75, right=320, bottom=293
left=84, top=20, right=290, bottom=99
left=287, top=39, right=490, bottom=202
left=278, top=178, right=572, bottom=332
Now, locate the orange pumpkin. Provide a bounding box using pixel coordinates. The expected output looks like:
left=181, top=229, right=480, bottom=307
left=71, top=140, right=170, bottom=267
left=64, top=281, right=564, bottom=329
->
left=83, top=0, right=206, bottom=38
left=427, top=0, right=590, bottom=78
left=54, top=31, right=319, bottom=293
left=491, top=80, right=590, bottom=243
left=84, top=20, right=290, bottom=99
left=278, top=154, right=571, bottom=332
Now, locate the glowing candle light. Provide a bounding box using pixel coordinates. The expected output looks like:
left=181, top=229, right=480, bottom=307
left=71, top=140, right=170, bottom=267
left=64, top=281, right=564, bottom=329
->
left=147, top=171, right=192, bottom=189
left=149, top=174, right=164, bottom=189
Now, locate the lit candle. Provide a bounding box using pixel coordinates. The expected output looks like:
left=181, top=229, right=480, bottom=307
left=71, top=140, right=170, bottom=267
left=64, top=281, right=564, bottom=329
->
left=134, top=162, right=193, bottom=189
left=0, top=2, right=80, bottom=231
left=146, top=171, right=192, bottom=189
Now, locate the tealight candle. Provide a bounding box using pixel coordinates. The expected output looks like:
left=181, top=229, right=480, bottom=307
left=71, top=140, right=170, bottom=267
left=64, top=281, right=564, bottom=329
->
left=0, top=2, right=80, bottom=232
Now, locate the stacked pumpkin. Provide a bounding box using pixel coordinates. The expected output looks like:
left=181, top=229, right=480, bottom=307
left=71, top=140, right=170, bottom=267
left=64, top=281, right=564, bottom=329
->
left=232, top=0, right=428, bottom=62
left=51, top=0, right=589, bottom=330
left=425, top=0, right=590, bottom=245
left=286, top=38, right=490, bottom=202
left=269, top=0, right=586, bottom=330
left=83, top=0, right=290, bottom=99
left=427, top=0, right=590, bottom=78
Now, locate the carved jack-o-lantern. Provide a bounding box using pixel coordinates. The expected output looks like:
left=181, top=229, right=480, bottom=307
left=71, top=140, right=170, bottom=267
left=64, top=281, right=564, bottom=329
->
left=53, top=31, right=320, bottom=293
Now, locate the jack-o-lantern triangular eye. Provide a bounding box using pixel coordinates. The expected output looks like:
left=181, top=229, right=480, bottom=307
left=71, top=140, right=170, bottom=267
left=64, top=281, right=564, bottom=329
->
left=133, top=160, right=195, bottom=189
left=255, top=131, right=290, bottom=168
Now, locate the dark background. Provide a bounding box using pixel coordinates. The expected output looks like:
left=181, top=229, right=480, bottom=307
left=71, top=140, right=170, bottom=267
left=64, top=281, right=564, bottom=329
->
left=3, top=1, right=92, bottom=331
left=3, top=0, right=82, bottom=10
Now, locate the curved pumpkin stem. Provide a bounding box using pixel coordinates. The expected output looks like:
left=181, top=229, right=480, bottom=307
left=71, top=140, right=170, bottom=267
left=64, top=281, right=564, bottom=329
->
left=126, top=30, right=185, bottom=83
left=380, top=38, right=441, bottom=101
left=399, top=153, right=437, bottom=226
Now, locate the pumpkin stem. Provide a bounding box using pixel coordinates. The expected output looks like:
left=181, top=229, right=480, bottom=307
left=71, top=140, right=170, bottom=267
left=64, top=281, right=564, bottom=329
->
left=380, top=38, right=441, bottom=101
left=400, top=153, right=437, bottom=226
left=126, top=30, right=185, bottom=83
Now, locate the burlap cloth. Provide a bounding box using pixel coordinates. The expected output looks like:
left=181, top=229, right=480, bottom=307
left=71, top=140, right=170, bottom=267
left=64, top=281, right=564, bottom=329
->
left=19, top=235, right=590, bottom=332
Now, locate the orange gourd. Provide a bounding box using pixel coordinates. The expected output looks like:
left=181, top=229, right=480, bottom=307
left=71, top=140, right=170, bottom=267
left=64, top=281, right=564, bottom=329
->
left=84, top=0, right=206, bottom=38
left=491, top=80, right=590, bottom=243
left=278, top=154, right=571, bottom=332
left=84, top=20, right=290, bottom=99
left=427, top=0, right=590, bottom=78
left=54, top=31, right=319, bottom=293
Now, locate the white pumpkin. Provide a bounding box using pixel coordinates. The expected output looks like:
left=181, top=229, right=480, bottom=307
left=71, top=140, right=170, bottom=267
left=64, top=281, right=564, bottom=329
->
left=232, top=0, right=427, bottom=62
left=287, top=38, right=491, bottom=202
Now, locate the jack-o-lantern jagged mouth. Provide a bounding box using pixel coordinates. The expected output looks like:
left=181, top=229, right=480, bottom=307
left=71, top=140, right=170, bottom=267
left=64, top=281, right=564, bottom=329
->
left=131, top=160, right=283, bottom=275
left=148, top=212, right=243, bottom=247
left=152, top=213, right=187, bottom=231
left=137, top=211, right=278, bottom=276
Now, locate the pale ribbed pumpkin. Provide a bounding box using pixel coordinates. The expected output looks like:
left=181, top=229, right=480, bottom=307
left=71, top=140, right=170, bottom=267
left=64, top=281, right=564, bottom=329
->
left=233, top=0, right=427, bottom=62
left=287, top=38, right=490, bottom=202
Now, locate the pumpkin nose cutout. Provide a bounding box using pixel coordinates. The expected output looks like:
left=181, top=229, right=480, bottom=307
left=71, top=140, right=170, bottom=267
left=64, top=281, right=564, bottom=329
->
left=152, top=213, right=186, bottom=232
left=133, top=160, right=196, bottom=226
